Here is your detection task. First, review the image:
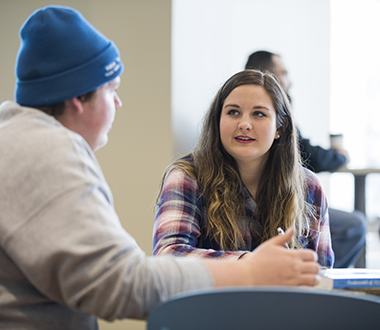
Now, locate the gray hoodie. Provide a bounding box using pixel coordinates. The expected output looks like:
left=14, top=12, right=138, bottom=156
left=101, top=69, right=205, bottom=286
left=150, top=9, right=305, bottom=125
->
left=0, top=101, right=213, bottom=329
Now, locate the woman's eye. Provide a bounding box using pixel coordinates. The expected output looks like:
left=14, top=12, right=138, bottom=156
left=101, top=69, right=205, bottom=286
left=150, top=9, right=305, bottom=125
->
left=254, top=111, right=266, bottom=117
left=227, top=109, right=239, bottom=115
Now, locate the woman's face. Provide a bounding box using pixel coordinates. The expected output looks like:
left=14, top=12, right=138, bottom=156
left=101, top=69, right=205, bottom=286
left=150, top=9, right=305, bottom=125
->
left=219, top=84, right=280, bottom=169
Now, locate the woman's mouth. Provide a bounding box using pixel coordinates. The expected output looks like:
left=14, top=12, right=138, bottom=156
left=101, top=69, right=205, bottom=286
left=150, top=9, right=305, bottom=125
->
left=235, top=136, right=255, bottom=143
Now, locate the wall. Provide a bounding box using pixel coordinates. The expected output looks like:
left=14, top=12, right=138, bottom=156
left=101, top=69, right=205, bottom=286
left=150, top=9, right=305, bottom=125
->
left=0, top=1, right=171, bottom=329
left=172, top=0, right=332, bottom=191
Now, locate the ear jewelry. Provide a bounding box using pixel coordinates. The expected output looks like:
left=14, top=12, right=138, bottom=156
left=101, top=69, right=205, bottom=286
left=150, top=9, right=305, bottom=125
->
left=277, top=134, right=280, bottom=138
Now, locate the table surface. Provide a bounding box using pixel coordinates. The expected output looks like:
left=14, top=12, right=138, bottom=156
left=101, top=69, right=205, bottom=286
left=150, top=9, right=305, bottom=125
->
left=334, top=167, right=380, bottom=176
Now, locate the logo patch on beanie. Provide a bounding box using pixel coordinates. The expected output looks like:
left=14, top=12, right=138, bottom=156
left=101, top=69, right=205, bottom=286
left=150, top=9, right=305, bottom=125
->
left=104, top=57, right=122, bottom=77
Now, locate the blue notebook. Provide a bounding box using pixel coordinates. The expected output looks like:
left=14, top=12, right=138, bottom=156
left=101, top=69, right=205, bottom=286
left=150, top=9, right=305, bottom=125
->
left=318, top=268, right=380, bottom=289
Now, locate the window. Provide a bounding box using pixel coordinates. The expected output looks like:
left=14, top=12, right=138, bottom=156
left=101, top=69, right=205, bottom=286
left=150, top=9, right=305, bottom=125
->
left=330, top=0, right=380, bottom=218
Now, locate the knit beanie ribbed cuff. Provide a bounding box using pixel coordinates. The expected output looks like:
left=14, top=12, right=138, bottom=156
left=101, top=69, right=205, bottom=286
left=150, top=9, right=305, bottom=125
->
left=15, top=6, right=124, bottom=107
left=16, top=42, right=123, bottom=106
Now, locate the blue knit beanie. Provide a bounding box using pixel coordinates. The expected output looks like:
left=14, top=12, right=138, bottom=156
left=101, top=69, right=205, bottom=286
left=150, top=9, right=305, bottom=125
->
left=15, top=6, right=124, bottom=106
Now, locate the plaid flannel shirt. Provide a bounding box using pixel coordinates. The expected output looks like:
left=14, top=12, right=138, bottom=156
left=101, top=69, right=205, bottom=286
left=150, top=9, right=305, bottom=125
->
left=153, top=167, right=334, bottom=268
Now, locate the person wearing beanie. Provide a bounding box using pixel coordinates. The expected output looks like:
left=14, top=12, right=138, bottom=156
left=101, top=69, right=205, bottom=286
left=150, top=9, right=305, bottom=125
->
left=0, top=7, right=321, bottom=329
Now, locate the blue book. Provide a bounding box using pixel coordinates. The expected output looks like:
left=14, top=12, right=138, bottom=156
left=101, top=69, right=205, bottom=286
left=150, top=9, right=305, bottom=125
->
left=318, top=268, right=380, bottom=289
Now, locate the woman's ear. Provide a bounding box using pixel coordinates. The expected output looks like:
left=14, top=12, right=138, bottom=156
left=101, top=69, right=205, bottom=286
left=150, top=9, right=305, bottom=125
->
left=275, top=128, right=282, bottom=139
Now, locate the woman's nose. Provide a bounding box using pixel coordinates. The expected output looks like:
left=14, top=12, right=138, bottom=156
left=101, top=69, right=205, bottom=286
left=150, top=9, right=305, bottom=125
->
left=238, top=118, right=252, bottom=131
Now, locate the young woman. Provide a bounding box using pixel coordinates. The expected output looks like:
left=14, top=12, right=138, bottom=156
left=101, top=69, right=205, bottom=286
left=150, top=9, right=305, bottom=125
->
left=153, top=70, right=334, bottom=268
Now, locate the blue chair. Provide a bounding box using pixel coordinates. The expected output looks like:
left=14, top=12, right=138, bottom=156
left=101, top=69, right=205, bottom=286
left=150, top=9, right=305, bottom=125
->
left=147, top=287, right=380, bottom=330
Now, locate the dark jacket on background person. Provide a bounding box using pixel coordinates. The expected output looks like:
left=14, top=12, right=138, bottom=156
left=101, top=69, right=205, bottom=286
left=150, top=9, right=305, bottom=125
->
left=298, top=130, right=346, bottom=173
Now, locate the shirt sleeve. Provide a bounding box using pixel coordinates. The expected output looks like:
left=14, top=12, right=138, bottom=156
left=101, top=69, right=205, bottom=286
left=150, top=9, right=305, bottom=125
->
left=3, top=183, right=215, bottom=321
left=298, top=130, right=346, bottom=173
left=153, top=168, right=245, bottom=260
left=304, top=169, right=335, bottom=268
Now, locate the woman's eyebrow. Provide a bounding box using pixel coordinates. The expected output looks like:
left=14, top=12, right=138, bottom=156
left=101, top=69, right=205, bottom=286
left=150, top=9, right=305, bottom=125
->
left=224, top=103, right=240, bottom=108
left=224, top=103, right=270, bottom=111
left=252, top=106, right=270, bottom=111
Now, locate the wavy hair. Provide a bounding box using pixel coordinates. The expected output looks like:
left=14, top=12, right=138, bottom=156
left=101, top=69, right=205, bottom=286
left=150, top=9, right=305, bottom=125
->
left=157, top=70, right=314, bottom=250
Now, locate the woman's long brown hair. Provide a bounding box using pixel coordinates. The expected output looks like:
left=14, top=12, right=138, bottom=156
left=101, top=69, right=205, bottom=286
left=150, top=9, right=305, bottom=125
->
left=156, top=70, right=314, bottom=250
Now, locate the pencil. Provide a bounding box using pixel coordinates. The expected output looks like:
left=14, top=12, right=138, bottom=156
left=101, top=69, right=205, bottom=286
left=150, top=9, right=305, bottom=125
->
left=277, top=227, right=290, bottom=249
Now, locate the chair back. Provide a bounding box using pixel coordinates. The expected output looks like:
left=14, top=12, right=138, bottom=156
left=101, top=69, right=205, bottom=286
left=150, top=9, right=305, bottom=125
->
left=147, top=287, right=380, bottom=330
